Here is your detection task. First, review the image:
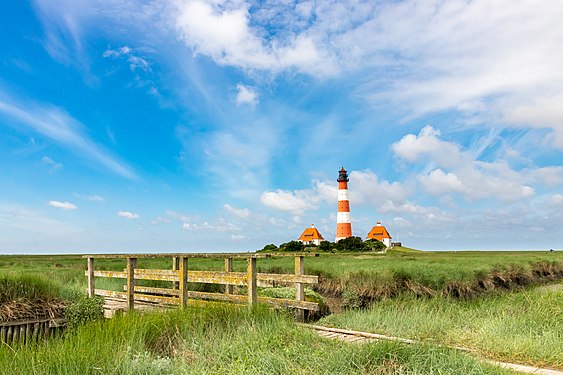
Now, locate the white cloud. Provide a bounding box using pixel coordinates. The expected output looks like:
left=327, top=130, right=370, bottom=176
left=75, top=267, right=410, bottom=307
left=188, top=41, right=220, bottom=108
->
left=235, top=84, right=258, bottom=106
left=349, top=170, right=409, bottom=207
left=103, top=45, right=151, bottom=73
left=118, top=210, right=139, bottom=219
left=0, top=201, right=80, bottom=240
left=174, top=0, right=335, bottom=75
left=48, top=200, right=77, bottom=210
left=223, top=204, right=250, bottom=219
left=166, top=209, right=197, bottom=223
left=393, top=126, right=542, bottom=201
left=260, top=180, right=335, bottom=213
left=182, top=219, right=240, bottom=233
left=87, top=195, right=104, bottom=202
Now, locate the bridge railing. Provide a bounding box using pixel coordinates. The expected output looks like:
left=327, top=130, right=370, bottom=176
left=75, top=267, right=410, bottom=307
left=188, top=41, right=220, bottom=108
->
left=84, top=253, right=319, bottom=320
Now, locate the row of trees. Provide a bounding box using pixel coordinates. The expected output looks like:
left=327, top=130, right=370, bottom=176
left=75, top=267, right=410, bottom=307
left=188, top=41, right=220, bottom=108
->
left=259, top=236, right=386, bottom=253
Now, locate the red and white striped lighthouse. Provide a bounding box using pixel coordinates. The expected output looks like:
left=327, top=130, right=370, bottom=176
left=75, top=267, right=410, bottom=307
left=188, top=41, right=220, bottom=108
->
left=335, top=167, right=352, bottom=242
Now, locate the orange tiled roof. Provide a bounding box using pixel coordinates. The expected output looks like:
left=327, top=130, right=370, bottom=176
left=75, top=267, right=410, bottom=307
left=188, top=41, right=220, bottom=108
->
left=367, top=225, right=391, bottom=240
left=298, top=226, right=325, bottom=241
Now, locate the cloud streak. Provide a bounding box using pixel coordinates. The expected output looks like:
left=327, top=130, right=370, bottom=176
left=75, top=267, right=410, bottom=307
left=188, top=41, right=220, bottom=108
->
left=0, top=91, right=135, bottom=179
left=48, top=200, right=77, bottom=210
left=118, top=210, right=139, bottom=219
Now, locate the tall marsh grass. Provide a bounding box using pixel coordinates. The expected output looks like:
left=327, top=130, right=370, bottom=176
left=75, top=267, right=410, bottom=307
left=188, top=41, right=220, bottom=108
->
left=319, top=286, right=563, bottom=368
left=0, top=304, right=511, bottom=374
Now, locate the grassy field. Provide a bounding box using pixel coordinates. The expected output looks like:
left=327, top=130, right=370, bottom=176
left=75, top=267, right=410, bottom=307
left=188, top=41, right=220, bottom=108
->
left=1, top=249, right=561, bottom=297
left=0, top=304, right=512, bottom=374
left=319, top=285, right=563, bottom=368
left=1, top=249, right=561, bottom=373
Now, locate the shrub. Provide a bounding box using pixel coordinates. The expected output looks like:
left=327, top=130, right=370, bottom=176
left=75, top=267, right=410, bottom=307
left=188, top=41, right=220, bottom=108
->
left=319, top=241, right=334, bottom=252
left=335, top=236, right=365, bottom=252
left=65, top=295, right=104, bottom=329
left=365, top=239, right=386, bottom=251
left=279, top=241, right=305, bottom=252
left=259, top=244, right=278, bottom=252
left=341, top=289, right=365, bottom=309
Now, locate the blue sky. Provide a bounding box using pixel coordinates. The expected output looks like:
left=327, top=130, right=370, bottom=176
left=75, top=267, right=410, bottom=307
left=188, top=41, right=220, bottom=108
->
left=1, top=0, right=563, bottom=253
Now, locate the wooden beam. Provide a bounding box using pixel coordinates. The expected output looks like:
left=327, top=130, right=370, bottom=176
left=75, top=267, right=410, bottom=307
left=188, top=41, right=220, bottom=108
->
left=126, top=257, right=137, bottom=311
left=172, top=257, right=180, bottom=290
left=179, top=257, right=188, bottom=307
left=247, top=257, right=257, bottom=306
left=224, top=257, right=233, bottom=294
left=295, top=255, right=305, bottom=322
left=87, top=270, right=127, bottom=278
left=87, top=257, right=95, bottom=297
left=82, top=253, right=271, bottom=259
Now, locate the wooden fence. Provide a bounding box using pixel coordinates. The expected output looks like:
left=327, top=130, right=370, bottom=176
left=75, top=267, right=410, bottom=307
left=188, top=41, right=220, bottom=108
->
left=84, top=253, right=319, bottom=320
left=0, top=318, right=66, bottom=345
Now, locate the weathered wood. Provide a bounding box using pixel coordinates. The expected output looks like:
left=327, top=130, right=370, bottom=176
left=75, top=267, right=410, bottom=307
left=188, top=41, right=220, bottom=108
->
left=89, top=269, right=317, bottom=285
left=96, top=289, right=241, bottom=306
left=172, top=257, right=180, bottom=289
left=87, top=257, right=95, bottom=297
left=87, top=270, right=127, bottom=278
left=224, top=257, right=233, bottom=294
left=86, top=253, right=321, bottom=316
left=295, top=255, right=305, bottom=322
left=258, top=273, right=318, bottom=284
left=247, top=257, right=257, bottom=306
left=126, top=257, right=137, bottom=311
left=179, top=257, right=188, bottom=307
left=83, top=253, right=271, bottom=259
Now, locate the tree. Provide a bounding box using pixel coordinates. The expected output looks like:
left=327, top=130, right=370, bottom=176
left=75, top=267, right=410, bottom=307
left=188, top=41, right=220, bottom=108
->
left=335, top=236, right=365, bottom=252
left=279, top=240, right=305, bottom=252
left=261, top=243, right=278, bottom=252
left=319, top=241, right=334, bottom=252
left=364, top=239, right=386, bottom=252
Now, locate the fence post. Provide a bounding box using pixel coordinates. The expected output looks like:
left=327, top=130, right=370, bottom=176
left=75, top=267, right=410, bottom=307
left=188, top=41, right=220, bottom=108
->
left=179, top=257, right=189, bottom=307
left=127, top=257, right=137, bottom=311
left=295, top=255, right=305, bottom=322
left=247, top=257, right=257, bottom=306
left=225, top=257, right=233, bottom=294
left=172, top=257, right=180, bottom=290
left=87, top=257, right=95, bottom=297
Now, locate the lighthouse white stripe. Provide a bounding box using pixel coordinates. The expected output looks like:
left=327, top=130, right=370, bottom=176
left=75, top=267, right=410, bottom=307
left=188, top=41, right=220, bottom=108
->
left=337, top=212, right=350, bottom=223
left=338, top=189, right=348, bottom=201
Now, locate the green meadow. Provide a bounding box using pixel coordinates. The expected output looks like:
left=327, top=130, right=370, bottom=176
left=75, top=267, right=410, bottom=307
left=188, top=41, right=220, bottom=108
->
left=0, top=249, right=561, bottom=373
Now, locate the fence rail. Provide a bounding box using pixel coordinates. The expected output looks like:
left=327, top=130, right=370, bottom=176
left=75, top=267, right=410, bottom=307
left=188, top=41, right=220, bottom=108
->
left=84, top=253, right=319, bottom=320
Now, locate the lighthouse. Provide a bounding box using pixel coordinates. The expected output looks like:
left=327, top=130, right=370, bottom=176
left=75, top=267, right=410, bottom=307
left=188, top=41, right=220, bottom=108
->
left=335, top=167, right=352, bottom=242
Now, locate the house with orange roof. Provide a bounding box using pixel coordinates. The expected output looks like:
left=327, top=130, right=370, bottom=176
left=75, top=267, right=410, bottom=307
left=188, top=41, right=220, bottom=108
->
left=298, top=224, right=325, bottom=246
left=366, top=222, right=392, bottom=247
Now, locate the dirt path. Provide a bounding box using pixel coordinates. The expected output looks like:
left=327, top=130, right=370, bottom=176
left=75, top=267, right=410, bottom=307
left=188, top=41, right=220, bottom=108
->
left=301, top=324, right=563, bottom=375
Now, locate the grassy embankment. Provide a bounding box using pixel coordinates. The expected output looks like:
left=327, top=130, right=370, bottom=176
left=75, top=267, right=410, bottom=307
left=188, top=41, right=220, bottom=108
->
left=0, top=304, right=511, bottom=375
left=1, top=250, right=561, bottom=372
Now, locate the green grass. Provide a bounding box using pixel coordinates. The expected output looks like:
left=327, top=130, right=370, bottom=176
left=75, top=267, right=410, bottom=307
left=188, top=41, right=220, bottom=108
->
left=0, top=304, right=512, bottom=374
left=1, top=252, right=561, bottom=373
left=319, top=286, right=563, bottom=368
left=1, top=250, right=560, bottom=297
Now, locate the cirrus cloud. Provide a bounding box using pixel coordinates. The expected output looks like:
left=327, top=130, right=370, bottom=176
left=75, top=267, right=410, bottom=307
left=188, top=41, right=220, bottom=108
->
left=48, top=200, right=77, bottom=210
left=118, top=210, right=139, bottom=219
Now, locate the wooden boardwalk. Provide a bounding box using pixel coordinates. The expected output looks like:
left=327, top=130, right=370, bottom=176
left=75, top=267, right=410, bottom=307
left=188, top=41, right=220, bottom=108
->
left=303, top=324, right=563, bottom=375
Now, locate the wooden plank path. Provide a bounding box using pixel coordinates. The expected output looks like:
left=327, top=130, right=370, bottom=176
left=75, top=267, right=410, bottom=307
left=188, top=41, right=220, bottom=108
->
left=302, top=324, right=563, bottom=375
